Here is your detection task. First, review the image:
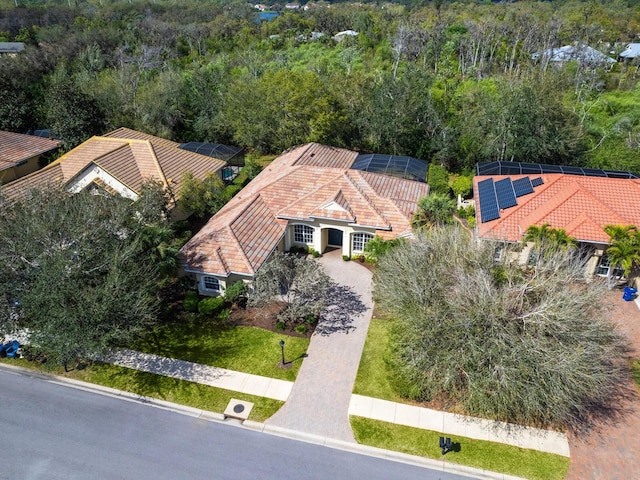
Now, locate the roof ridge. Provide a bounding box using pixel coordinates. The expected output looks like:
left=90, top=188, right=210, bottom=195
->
left=274, top=170, right=344, bottom=217
left=290, top=143, right=315, bottom=166
left=344, top=171, right=389, bottom=226
left=227, top=223, right=255, bottom=273
left=229, top=193, right=265, bottom=228
left=215, top=246, right=230, bottom=275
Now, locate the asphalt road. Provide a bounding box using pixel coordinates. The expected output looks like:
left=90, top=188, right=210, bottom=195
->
left=0, top=369, right=474, bottom=480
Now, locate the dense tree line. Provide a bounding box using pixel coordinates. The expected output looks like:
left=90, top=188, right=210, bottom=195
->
left=1, top=0, right=640, bottom=173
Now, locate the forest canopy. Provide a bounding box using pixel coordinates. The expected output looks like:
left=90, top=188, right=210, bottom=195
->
left=1, top=0, right=640, bottom=173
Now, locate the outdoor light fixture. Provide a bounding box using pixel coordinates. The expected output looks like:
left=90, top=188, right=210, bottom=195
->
left=279, top=339, right=285, bottom=365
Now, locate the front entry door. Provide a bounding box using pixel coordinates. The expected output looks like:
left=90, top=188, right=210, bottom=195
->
left=327, top=228, right=343, bottom=247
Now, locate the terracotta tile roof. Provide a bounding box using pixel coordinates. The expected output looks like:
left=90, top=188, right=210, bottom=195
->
left=291, top=142, right=358, bottom=169
left=102, top=127, right=179, bottom=148
left=1, top=129, right=224, bottom=203
left=0, top=131, right=60, bottom=170
left=474, top=174, right=640, bottom=244
left=180, top=143, right=430, bottom=276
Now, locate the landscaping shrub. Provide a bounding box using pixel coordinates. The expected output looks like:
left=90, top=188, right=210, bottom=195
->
left=183, top=291, right=199, bottom=312
left=198, top=296, right=225, bottom=316
left=224, top=281, right=248, bottom=305
left=374, top=226, right=631, bottom=430
left=295, top=324, right=307, bottom=334
left=342, top=255, right=350, bottom=261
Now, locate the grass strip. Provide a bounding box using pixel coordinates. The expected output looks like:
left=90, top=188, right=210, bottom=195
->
left=353, top=317, right=403, bottom=401
left=2, top=358, right=282, bottom=422
left=350, top=416, right=569, bottom=480
left=135, top=322, right=309, bottom=381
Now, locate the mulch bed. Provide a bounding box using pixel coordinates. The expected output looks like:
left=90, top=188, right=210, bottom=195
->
left=229, top=302, right=314, bottom=338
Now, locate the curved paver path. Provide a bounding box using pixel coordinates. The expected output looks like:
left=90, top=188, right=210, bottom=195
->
left=267, top=250, right=373, bottom=442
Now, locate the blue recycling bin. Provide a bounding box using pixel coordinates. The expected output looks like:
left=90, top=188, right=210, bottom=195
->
left=623, top=286, right=637, bottom=301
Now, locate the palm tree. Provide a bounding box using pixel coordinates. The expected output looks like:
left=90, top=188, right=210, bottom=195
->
left=523, top=224, right=576, bottom=264
left=603, top=224, right=640, bottom=288
left=604, top=224, right=638, bottom=244
left=604, top=239, right=640, bottom=288
left=412, top=194, right=456, bottom=229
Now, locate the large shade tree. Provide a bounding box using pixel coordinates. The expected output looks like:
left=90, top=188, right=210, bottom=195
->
left=0, top=186, right=170, bottom=370
left=373, top=226, right=630, bottom=430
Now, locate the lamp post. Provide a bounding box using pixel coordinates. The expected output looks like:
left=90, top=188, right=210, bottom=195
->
left=279, top=339, right=285, bottom=366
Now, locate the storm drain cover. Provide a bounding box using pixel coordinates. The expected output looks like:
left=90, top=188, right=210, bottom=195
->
left=224, top=399, right=253, bottom=420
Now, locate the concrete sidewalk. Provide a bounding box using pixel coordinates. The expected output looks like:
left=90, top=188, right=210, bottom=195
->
left=349, top=394, right=569, bottom=457
left=105, top=349, right=293, bottom=401
left=102, top=349, right=569, bottom=456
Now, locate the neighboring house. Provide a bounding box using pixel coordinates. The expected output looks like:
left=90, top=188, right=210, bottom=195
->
left=532, top=44, right=616, bottom=66
left=2, top=127, right=226, bottom=220
left=285, top=2, right=300, bottom=9
left=0, top=42, right=25, bottom=55
left=619, top=43, right=640, bottom=60
left=473, top=161, right=640, bottom=277
left=179, top=143, right=430, bottom=296
left=0, top=131, right=61, bottom=184
left=333, top=30, right=359, bottom=41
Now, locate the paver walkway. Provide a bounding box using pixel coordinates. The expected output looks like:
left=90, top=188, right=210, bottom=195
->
left=266, top=250, right=373, bottom=442
left=565, top=291, right=640, bottom=479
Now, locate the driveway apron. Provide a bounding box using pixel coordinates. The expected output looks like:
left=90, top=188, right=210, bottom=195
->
left=266, top=250, right=373, bottom=442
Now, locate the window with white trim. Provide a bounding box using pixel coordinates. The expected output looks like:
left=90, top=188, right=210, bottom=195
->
left=203, top=276, right=221, bottom=291
left=352, top=233, right=374, bottom=253
left=595, top=254, right=624, bottom=278
left=294, top=224, right=314, bottom=244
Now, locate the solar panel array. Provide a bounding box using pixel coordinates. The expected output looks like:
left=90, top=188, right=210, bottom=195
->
left=351, top=154, right=428, bottom=183
left=476, top=161, right=640, bottom=179
left=477, top=176, right=545, bottom=223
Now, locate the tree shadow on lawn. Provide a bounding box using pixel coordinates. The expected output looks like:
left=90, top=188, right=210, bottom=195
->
left=315, top=283, right=369, bottom=336
left=131, top=319, right=242, bottom=367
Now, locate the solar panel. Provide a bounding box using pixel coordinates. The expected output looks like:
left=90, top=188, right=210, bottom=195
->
left=530, top=177, right=544, bottom=187
left=494, top=178, right=517, bottom=209
left=513, top=177, right=534, bottom=196
left=477, top=179, right=500, bottom=223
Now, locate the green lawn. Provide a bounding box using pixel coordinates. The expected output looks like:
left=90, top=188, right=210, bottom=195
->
left=353, top=317, right=404, bottom=401
left=632, top=360, right=640, bottom=388
left=133, top=318, right=309, bottom=381
left=351, top=417, right=570, bottom=480
left=1, top=358, right=282, bottom=422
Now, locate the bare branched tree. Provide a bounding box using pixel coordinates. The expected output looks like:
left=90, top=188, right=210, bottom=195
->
left=373, top=226, right=631, bottom=430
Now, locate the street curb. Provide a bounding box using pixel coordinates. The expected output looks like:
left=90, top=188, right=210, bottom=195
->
left=0, top=363, right=525, bottom=480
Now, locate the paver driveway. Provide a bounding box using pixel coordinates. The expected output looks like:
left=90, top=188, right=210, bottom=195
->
left=565, top=290, right=640, bottom=479
left=267, top=250, right=373, bottom=442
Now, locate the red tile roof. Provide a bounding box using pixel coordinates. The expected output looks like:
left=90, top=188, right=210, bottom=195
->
left=2, top=129, right=225, bottom=202
left=474, top=174, right=640, bottom=244
left=180, top=143, right=430, bottom=276
left=0, top=131, right=60, bottom=170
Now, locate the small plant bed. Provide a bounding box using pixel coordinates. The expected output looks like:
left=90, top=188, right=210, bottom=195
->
left=230, top=301, right=316, bottom=338
left=1, top=358, right=281, bottom=422
left=350, top=417, right=569, bottom=480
